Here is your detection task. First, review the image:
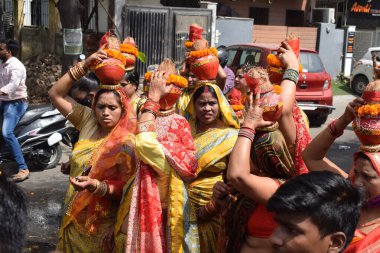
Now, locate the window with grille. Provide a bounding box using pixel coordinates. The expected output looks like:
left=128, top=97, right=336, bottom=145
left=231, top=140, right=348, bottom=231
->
left=24, top=0, right=49, bottom=27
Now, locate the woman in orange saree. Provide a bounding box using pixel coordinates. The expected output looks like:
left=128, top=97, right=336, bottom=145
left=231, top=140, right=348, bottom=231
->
left=302, top=94, right=380, bottom=253
left=49, top=50, right=136, bottom=253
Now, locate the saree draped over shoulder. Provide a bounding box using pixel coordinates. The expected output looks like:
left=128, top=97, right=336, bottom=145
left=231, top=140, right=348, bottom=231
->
left=292, top=103, right=311, bottom=174
left=57, top=89, right=136, bottom=253
left=220, top=127, right=296, bottom=253
left=125, top=112, right=200, bottom=253
left=345, top=226, right=380, bottom=253
left=176, top=87, right=194, bottom=116
left=185, top=83, right=239, bottom=253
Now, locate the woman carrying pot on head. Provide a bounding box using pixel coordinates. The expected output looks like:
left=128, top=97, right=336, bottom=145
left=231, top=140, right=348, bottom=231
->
left=114, top=59, right=200, bottom=253
left=49, top=48, right=136, bottom=253
left=218, top=42, right=303, bottom=253
left=302, top=82, right=380, bottom=253
left=184, top=82, right=239, bottom=252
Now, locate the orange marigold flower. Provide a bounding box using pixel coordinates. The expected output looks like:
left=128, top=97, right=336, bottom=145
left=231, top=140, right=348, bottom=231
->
left=267, top=54, right=283, bottom=68
left=144, top=72, right=188, bottom=88
left=185, top=41, right=193, bottom=49
left=231, top=104, right=245, bottom=111
left=120, top=43, right=138, bottom=57
left=104, top=48, right=127, bottom=66
left=357, top=104, right=380, bottom=117
left=273, top=85, right=282, bottom=94
left=188, top=47, right=218, bottom=61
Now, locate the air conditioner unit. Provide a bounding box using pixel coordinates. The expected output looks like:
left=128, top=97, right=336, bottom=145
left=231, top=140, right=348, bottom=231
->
left=312, top=8, right=335, bottom=24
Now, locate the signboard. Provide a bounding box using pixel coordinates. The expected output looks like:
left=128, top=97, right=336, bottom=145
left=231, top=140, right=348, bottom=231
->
left=63, top=28, right=83, bottom=55
left=346, top=31, right=355, bottom=54
left=347, top=0, right=380, bottom=28
left=349, top=0, right=380, bottom=17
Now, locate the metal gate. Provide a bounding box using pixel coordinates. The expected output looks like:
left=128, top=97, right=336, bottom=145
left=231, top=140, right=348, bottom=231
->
left=352, top=30, right=374, bottom=63
left=123, top=5, right=212, bottom=76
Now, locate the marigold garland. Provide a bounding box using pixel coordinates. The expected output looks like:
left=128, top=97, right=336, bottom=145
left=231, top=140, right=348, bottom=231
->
left=231, top=104, right=244, bottom=111
left=357, top=104, right=380, bottom=117
left=144, top=72, right=188, bottom=88
left=105, top=49, right=127, bottom=66
left=185, top=41, right=193, bottom=49
left=120, top=43, right=138, bottom=57
left=267, top=54, right=303, bottom=73
left=188, top=47, right=218, bottom=61
left=267, top=54, right=283, bottom=68
left=273, top=85, right=282, bottom=94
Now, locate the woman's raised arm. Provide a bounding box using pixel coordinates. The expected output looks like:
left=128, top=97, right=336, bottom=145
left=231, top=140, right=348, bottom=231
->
left=48, top=49, right=107, bottom=116
left=228, top=92, right=279, bottom=204
left=302, top=97, right=366, bottom=177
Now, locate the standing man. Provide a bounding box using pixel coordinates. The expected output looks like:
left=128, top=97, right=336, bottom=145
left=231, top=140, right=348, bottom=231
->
left=0, top=39, right=29, bottom=182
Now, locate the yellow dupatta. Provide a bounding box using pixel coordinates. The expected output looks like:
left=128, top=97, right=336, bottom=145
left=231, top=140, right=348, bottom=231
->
left=185, top=83, right=239, bottom=253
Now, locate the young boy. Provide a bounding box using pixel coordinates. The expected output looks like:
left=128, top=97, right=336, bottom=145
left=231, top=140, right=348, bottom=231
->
left=267, top=171, right=362, bottom=253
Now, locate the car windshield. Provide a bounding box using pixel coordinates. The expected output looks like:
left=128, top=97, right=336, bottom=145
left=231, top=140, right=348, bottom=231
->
left=239, top=49, right=261, bottom=66
left=226, top=49, right=237, bottom=66
left=299, top=52, right=324, bottom=73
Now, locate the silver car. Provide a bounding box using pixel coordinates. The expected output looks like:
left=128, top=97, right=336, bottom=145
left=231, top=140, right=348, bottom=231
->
left=350, top=47, right=380, bottom=95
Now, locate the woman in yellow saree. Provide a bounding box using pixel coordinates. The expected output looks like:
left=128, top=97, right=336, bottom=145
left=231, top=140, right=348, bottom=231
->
left=49, top=50, right=135, bottom=253
left=185, top=83, right=239, bottom=253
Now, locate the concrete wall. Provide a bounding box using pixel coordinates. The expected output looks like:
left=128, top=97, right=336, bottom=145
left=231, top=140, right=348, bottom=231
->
left=215, top=17, right=253, bottom=47
left=209, top=0, right=311, bottom=25
left=19, top=27, right=57, bottom=61
left=317, top=23, right=345, bottom=79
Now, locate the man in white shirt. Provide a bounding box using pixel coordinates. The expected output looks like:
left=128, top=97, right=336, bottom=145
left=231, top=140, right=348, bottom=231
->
left=0, top=39, right=29, bottom=182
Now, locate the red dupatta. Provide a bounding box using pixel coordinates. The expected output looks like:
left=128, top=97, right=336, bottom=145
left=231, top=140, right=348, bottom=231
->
left=126, top=113, right=199, bottom=253
left=62, top=87, right=136, bottom=235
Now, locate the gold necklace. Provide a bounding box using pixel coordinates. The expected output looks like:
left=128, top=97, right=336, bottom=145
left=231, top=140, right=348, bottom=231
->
left=158, top=107, right=176, bottom=117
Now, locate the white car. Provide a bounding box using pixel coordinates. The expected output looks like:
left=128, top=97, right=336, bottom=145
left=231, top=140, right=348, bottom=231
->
left=350, top=47, right=380, bottom=95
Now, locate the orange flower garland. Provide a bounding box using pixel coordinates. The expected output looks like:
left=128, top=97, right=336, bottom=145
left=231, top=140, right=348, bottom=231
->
left=188, top=47, right=218, bottom=61
left=267, top=54, right=303, bottom=73
left=89, top=48, right=128, bottom=69
left=120, top=43, right=138, bottom=57
left=273, top=85, right=282, bottom=94
left=144, top=72, right=188, bottom=88
left=267, top=54, right=283, bottom=68
left=357, top=104, right=380, bottom=117
left=231, top=104, right=245, bottom=111
left=185, top=41, right=193, bottom=49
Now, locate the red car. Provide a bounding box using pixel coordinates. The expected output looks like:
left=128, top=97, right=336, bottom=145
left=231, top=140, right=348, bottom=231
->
left=226, top=43, right=334, bottom=126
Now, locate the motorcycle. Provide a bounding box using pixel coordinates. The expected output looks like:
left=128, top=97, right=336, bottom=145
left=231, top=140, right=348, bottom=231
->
left=0, top=104, right=76, bottom=170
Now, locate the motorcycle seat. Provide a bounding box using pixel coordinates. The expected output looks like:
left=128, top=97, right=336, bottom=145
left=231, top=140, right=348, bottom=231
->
left=18, top=104, right=54, bottom=126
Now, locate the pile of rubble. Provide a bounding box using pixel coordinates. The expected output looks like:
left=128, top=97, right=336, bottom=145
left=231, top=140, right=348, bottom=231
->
left=24, top=54, right=62, bottom=104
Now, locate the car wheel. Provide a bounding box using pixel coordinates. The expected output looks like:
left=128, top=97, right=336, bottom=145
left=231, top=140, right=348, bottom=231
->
left=309, top=115, right=328, bottom=127
left=351, top=75, right=369, bottom=95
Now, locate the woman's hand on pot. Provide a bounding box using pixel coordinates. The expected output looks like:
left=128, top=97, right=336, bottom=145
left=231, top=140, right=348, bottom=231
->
left=69, top=176, right=97, bottom=192
left=148, top=71, right=172, bottom=102
left=342, top=97, right=366, bottom=124
left=278, top=41, right=299, bottom=71
left=243, top=91, right=275, bottom=129
left=84, top=44, right=108, bottom=70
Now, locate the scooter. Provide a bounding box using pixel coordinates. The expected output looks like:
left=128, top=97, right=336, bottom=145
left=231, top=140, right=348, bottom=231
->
left=0, top=104, right=76, bottom=170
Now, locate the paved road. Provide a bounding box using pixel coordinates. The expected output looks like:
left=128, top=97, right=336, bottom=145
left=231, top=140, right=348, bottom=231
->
left=3, top=94, right=358, bottom=252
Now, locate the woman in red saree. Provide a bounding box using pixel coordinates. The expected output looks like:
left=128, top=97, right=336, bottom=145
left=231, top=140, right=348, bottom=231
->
left=117, top=59, right=200, bottom=253
left=302, top=95, right=380, bottom=253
